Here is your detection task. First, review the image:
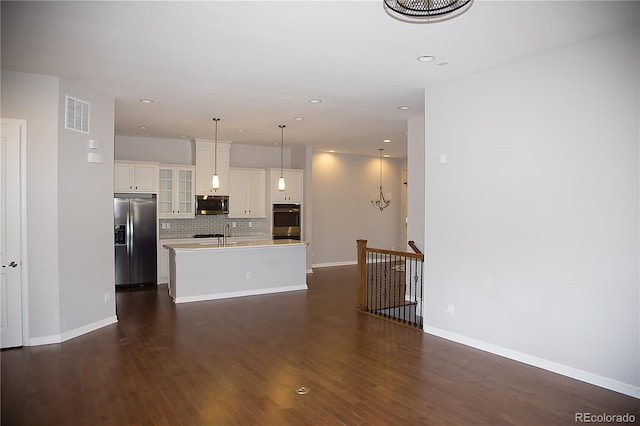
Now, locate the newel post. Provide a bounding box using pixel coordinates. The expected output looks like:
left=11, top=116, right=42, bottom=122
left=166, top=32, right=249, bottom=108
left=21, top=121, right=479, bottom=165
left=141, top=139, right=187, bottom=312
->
left=356, top=239, right=367, bottom=310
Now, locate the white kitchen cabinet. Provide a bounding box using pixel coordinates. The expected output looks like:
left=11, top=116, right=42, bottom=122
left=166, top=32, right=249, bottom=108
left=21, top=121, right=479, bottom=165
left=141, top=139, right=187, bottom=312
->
left=158, top=165, right=195, bottom=218
left=228, top=168, right=266, bottom=218
left=269, top=168, right=303, bottom=204
left=114, top=161, right=159, bottom=193
left=192, top=139, right=231, bottom=196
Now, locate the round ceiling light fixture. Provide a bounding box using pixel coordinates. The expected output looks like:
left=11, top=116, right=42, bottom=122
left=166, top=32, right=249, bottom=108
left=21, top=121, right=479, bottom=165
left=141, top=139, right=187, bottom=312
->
left=383, top=0, right=474, bottom=23
left=308, top=98, right=322, bottom=104
left=417, top=55, right=435, bottom=62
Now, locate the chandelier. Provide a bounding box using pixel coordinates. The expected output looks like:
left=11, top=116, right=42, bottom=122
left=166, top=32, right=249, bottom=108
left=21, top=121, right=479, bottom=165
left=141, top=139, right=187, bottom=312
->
left=371, top=149, right=391, bottom=211
left=383, top=0, right=474, bottom=23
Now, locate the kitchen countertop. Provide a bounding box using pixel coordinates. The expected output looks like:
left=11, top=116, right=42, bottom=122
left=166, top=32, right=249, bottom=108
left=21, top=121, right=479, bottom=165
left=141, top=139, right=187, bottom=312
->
left=163, top=239, right=306, bottom=251
left=160, top=233, right=271, bottom=241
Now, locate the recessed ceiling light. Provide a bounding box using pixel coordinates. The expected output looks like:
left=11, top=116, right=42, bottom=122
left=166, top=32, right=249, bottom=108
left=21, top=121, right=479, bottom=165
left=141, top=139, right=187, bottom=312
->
left=139, top=99, right=154, bottom=104
left=138, top=126, right=148, bottom=130
left=417, top=56, right=435, bottom=62
left=328, top=150, right=335, bottom=153
left=308, top=98, right=322, bottom=104
left=383, top=139, right=391, bottom=143
left=293, top=116, right=304, bottom=121
left=383, top=154, right=390, bottom=158
left=273, top=142, right=280, bottom=146
left=398, top=105, right=411, bottom=110
left=438, top=61, right=450, bottom=66
left=236, top=129, right=246, bottom=132
left=180, top=135, right=188, bottom=138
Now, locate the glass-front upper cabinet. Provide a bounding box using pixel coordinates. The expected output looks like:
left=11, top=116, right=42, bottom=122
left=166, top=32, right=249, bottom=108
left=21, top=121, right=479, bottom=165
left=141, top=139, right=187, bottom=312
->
left=158, top=165, right=195, bottom=219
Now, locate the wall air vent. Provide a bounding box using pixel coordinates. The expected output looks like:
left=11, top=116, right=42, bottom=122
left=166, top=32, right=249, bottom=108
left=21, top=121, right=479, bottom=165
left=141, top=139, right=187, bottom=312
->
left=65, top=95, right=90, bottom=133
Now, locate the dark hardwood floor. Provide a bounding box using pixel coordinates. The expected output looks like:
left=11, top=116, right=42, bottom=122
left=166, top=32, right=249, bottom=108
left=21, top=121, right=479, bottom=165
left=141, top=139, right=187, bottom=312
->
left=2, top=265, right=638, bottom=425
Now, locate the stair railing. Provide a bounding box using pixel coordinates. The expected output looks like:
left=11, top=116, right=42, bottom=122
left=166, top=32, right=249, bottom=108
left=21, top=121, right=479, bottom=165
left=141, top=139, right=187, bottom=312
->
left=356, top=239, right=424, bottom=329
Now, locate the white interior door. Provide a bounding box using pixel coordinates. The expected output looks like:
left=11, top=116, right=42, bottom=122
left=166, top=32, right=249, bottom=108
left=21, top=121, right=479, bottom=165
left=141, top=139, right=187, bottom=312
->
left=1, top=119, right=24, bottom=348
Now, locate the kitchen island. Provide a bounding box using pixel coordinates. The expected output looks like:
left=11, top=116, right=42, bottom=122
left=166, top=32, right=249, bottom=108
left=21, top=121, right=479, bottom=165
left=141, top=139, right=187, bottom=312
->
left=163, top=239, right=308, bottom=303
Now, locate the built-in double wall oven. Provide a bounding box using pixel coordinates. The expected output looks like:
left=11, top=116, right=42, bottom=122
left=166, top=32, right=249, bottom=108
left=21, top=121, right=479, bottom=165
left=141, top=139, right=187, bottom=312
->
left=273, top=204, right=301, bottom=240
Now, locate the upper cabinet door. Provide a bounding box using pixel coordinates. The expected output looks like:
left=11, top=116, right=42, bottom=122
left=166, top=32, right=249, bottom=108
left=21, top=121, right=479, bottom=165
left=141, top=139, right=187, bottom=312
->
left=269, top=168, right=303, bottom=204
left=228, top=168, right=266, bottom=218
left=114, top=162, right=159, bottom=193
left=193, top=140, right=231, bottom=196
left=158, top=168, right=174, bottom=215
left=158, top=165, right=195, bottom=219
left=285, top=170, right=303, bottom=204
left=176, top=168, right=194, bottom=216
left=247, top=169, right=266, bottom=217
left=114, top=162, right=134, bottom=192
left=134, top=163, right=158, bottom=193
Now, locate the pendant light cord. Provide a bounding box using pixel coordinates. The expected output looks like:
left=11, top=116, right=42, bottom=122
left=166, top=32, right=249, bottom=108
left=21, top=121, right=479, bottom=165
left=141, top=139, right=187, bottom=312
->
left=213, top=118, right=220, bottom=174
left=379, top=148, right=383, bottom=190
left=279, top=124, right=285, bottom=177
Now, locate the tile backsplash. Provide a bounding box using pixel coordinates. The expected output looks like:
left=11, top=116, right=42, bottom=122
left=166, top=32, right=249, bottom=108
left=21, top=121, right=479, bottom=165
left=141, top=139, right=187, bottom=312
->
left=159, top=215, right=268, bottom=239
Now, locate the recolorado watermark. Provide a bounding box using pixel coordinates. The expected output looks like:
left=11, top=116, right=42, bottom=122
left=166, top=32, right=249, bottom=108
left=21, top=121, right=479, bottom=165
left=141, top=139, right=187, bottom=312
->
left=575, top=413, right=636, bottom=423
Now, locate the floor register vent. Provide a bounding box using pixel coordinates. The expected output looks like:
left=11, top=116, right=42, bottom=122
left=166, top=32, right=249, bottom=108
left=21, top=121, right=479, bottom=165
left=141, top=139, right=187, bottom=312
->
left=65, top=95, right=90, bottom=133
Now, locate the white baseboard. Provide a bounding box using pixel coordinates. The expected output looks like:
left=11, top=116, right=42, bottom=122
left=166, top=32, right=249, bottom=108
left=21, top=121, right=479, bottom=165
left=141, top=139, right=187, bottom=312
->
left=174, top=284, right=308, bottom=304
left=312, top=260, right=357, bottom=268
left=28, top=316, right=118, bottom=347
left=424, top=326, right=640, bottom=399
left=306, top=268, right=314, bottom=274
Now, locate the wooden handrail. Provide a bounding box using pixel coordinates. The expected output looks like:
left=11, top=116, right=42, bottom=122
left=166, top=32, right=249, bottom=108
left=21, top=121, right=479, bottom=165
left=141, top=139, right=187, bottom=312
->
left=408, top=240, right=422, bottom=255
left=364, top=246, right=424, bottom=260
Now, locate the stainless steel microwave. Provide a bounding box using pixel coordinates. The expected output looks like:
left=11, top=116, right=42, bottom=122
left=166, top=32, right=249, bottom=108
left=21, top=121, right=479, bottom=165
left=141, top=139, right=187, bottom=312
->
left=196, top=195, right=229, bottom=215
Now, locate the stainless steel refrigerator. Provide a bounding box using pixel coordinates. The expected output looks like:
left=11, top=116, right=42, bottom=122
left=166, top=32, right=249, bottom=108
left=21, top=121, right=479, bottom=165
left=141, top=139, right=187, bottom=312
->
left=114, top=194, right=157, bottom=287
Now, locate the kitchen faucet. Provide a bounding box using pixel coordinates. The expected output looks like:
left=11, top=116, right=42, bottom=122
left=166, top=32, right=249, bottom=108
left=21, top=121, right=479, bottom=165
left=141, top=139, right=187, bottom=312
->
left=223, top=223, right=231, bottom=245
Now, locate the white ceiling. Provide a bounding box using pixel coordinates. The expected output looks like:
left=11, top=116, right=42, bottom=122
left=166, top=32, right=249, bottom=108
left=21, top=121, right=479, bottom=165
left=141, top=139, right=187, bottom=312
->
left=2, top=1, right=638, bottom=158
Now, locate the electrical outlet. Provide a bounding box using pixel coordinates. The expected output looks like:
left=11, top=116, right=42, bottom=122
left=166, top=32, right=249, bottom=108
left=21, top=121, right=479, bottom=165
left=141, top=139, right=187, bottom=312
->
left=245, top=272, right=251, bottom=279
left=104, top=292, right=110, bottom=304
left=248, top=222, right=252, bottom=228
left=166, top=223, right=170, bottom=229
left=232, top=222, right=237, bottom=228
left=444, top=304, right=455, bottom=316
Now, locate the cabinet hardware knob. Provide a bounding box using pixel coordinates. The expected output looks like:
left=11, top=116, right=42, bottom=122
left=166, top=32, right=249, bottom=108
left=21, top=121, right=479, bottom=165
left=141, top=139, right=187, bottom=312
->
left=2, top=261, right=17, bottom=268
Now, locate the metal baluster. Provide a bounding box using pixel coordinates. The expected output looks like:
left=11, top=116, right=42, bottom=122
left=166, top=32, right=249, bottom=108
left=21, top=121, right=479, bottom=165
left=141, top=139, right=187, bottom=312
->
left=419, top=260, right=424, bottom=328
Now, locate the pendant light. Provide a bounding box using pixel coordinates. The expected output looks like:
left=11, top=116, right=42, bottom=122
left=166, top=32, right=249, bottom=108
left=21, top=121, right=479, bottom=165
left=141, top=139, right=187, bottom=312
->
left=212, top=117, right=220, bottom=190
left=371, top=148, right=391, bottom=211
left=278, top=124, right=286, bottom=192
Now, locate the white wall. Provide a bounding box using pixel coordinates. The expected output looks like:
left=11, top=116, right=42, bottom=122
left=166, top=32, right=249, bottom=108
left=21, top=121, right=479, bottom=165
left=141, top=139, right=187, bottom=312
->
left=1, top=70, right=117, bottom=343
left=407, top=112, right=425, bottom=252
left=115, top=135, right=192, bottom=164
left=423, top=26, right=639, bottom=396
left=312, top=152, right=404, bottom=266
left=116, top=136, right=294, bottom=169
left=231, top=143, right=291, bottom=169
left=58, top=79, right=116, bottom=334
left=1, top=71, right=62, bottom=339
